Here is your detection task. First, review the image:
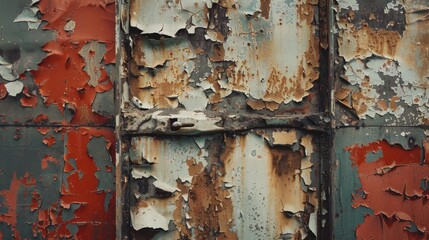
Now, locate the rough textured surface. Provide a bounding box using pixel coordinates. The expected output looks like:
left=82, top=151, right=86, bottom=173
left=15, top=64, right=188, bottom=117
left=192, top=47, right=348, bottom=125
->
left=121, top=0, right=326, bottom=239
left=129, top=130, right=319, bottom=239
left=0, top=0, right=116, bottom=239
left=0, top=0, right=115, bottom=126
left=128, top=0, right=321, bottom=115
left=335, top=127, right=429, bottom=239
left=335, top=0, right=429, bottom=126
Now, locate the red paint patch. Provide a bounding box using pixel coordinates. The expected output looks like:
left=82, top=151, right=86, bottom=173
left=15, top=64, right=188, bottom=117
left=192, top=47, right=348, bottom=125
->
left=346, top=140, right=429, bottom=238
left=32, top=114, right=49, bottom=124
left=0, top=83, right=7, bottom=99
left=20, top=87, right=38, bottom=107
left=42, top=135, right=56, bottom=147
left=60, top=128, right=116, bottom=239
left=42, top=155, right=59, bottom=169
left=0, top=174, right=21, bottom=238
left=37, top=127, right=51, bottom=135
left=32, top=0, right=115, bottom=124
left=20, top=95, right=38, bottom=107
left=30, top=192, right=41, bottom=211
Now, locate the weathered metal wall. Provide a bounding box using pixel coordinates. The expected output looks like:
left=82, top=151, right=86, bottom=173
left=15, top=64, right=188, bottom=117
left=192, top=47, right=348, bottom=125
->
left=334, top=0, right=429, bottom=239
left=0, top=0, right=116, bottom=238
left=118, top=0, right=329, bottom=239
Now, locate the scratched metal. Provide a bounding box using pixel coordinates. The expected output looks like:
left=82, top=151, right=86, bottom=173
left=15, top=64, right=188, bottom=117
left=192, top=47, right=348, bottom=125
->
left=127, top=0, right=321, bottom=115
left=0, top=0, right=116, bottom=239
left=128, top=129, right=319, bottom=239
left=335, top=0, right=429, bottom=126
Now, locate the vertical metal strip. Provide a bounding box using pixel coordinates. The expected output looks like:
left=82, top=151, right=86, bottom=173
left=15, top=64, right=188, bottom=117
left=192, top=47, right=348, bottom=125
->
left=317, top=0, right=336, bottom=237
left=116, top=0, right=130, bottom=239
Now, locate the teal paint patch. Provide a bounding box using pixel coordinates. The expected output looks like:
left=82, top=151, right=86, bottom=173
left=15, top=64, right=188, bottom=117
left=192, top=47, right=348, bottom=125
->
left=365, top=149, right=383, bottom=163
left=421, top=178, right=429, bottom=191
left=0, top=0, right=54, bottom=77
left=62, top=203, right=80, bottom=221
left=0, top=127, right=64, bottom=238
left=66, top=223, right=79, bottom=236
left=16, top=184, right=36, bottom=239
left=104, top=191, right=113, bottom=212
left=87, top=136, right=114, bottom=192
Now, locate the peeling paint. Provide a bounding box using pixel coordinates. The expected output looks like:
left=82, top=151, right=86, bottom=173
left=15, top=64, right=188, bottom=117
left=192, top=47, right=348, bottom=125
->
left=336, top=0, right=429, bottom=125
left=128, top=130, right=319, bottom=239
left=127, top=0, right=320, bottom=113
left=0, top=0, right=116, bottom=238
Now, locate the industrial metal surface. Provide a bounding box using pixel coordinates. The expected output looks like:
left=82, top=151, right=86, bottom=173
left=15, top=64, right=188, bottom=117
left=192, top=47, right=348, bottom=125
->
left=118, top=0, right=329, bottom=239
left=2, top=0, right=429, bottom=239
left=0, top=0, right=116, bottom=238
left=334, top=0, right=429, bottom=239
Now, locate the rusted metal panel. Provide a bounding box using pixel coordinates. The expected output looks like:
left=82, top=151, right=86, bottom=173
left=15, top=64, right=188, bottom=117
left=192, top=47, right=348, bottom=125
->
left=128, top=129, right=320, bottom=239
left=333, top=0, right=429, bottom=239
left=126, top=0, right=322, bottom=115
left=119, top=0, right=329, bottom=239
left=0, top=0, right=116, bottom=239
left=335, top=0, right=429, bottom=126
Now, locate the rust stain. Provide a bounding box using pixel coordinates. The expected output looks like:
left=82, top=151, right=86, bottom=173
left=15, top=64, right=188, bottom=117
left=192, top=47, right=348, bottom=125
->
left=260, top=0, right=271, bottom=19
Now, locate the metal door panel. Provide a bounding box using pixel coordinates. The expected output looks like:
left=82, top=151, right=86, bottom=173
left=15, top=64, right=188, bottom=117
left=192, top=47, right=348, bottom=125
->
left=128, top=129, right=320, bottom=239
left=0, top=0, right=115, bottom=126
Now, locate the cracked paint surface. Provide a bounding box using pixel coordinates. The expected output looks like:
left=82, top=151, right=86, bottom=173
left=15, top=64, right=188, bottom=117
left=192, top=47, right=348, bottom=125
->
left=128, top=0, right=320, bottom=114
left=122, top=0, right=325, bottom=238
left=0, top=0, right=115, bottom=125
left=334, top=1, right=429, bottom=238
left=0, top=127, right=115, bottom=239
left=129, top=130, right=319, bottom=239
left=335, top=128, right=429, bottom=239
left=0, top=0, right=116, bottom=239
left=335, top=0, right=429, bottom=126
